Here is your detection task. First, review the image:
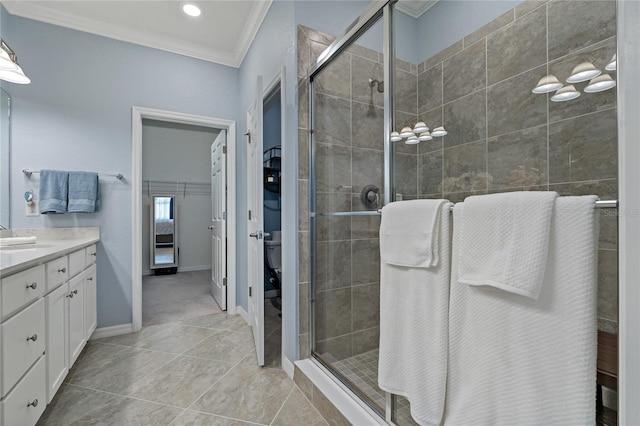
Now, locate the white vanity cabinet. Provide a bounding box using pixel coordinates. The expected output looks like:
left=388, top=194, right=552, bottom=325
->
left=0, top=237, right=99, bottom=426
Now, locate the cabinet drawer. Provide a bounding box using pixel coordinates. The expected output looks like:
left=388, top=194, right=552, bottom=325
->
left=1, top=265, right=45, bottom=320
left=85, top=244, right=97, bottom=266
left=68, top=249, right=86, bottom=279
left=45, top=256, right=69, bottom=292
left=1, top=356, right=46, bottom=426
left=1, top=298, right=46, bottom=397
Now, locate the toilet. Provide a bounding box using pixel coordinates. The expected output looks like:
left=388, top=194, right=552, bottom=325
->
left=265, top=231, right=282, bottom=310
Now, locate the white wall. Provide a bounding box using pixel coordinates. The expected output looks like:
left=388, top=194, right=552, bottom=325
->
left=141, top=119, right=218, bottom=274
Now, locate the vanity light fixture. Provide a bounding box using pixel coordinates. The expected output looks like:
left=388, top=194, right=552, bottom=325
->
left=413, top=121, right=429, bottom=134
left=418, top=132, right=433, bottom=141
left=550, top=85, right=581, bottom=102
left=399, top=127, right=415, bottom=138
left=182, top=2, right=202, bottom=17
left=584, top=74, right=616, bottom=93
left=532, top=75, right=563, bottom=94
left=431, top=126, right=447, bottom=137
left=0, top=39, right=30, bottom=84
left=405, top=135, right=420, bottom=145
left=390, top=131, right=403, bottom=142
left=566, top=62, right=601, bottom=83
left=605, top=54, right=617, bottom=72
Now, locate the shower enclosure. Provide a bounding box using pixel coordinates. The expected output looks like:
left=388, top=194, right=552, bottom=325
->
left=302, top=0, right=620, bottom=423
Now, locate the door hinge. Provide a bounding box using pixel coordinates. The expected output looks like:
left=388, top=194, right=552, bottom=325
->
left=249, top=286, right=252, bottom=297
left=222, top=145, right=227, bottom=154
left=223, top=211, right=226, bottom=220
left=248, top=210, right=252, bottom=220
left=223, top=277, right=227, bottom=287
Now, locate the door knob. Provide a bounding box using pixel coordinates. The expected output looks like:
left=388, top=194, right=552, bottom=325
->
left=249, top=232, right=259, bottom=239
left=208, top=225, right=214, bottom=230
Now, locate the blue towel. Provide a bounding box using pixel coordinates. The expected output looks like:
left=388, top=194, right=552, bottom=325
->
left=39, top=169, right=68, bottom=214
left=68, top=171, right=99, bottom=213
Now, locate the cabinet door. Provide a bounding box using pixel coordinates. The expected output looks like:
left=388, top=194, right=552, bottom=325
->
left=84, top=264, right=97, bottom=338
left=67, top=274, right=85, bottom=366
left=46, top=282, right=68, bottom=403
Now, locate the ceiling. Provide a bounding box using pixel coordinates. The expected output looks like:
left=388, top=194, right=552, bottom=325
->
left=1, top=0, right=273, bottom=68
left=1, top=0, right=437, bottom=68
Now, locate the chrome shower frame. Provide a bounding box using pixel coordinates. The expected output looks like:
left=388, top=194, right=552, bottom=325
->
left=308, top=0, right=398, bottom=421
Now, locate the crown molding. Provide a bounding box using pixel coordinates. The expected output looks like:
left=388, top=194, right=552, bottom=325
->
left=2, top=0, right=273, bottom=68
left=395, top=0, right=439, bottom=19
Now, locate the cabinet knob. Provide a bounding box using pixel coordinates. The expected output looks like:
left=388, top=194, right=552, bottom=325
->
left=26, top=334, right=38, bottom=342
left=73, top=289, right=78, bottom=295
left=26, top=282, right=37, bottom=290
left=91, top=252, right=96, bottom=256
left=27, top=399, right=38, bottom=408
left=67, top=293, right=74, bottom=298
left=58, top=267, right=67, bottom=273
left=87, top=277, right=93, bottom=281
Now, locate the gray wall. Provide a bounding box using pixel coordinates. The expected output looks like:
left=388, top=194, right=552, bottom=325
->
left=411, top=0, right=618, bottom=334
left=5, top=14, right=238, bottom=328
left=141, top=120, right=217, bottom=274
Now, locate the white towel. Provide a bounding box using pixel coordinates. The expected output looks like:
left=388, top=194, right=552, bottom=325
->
left=458, top=191, right=558, bottom=299
left=0, top=236, right=37, bottom=246
left=380, top=199, right=447, bottom=268
left=378, top=201, right=452, bottom=426
left=445, top=196, right=598, bottom=425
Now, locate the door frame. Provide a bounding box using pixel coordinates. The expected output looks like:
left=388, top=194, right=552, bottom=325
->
left=131, top=106, right=237, bottom=332
left=261, top=68, right=288, bottom=371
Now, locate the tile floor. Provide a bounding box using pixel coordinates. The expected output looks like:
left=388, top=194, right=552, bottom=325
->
left=37, top=299, right=327, bottom=425
left=142, top=271, right=222, bottom=326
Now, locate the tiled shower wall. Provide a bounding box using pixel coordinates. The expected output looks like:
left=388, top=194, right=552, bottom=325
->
left=411, top=0, right=618, bottom=334
left=297, top=25, right=420, bottom=361
left=298, top=0, right=619, bottom=361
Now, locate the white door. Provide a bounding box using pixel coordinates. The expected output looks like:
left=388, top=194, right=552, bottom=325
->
left=247, top=75, right=265, bottom=366
left=211, top=130, right=227, bottom=310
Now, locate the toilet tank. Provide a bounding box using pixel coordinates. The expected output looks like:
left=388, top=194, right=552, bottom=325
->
left=265, top=240, right=282, bottom=270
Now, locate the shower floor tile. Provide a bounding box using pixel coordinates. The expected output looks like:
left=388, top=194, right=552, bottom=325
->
left=332, top=349, right=417, bottom=425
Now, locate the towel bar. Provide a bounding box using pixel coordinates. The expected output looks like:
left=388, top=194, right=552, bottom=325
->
left=374, top=199, right=619, bottom=214
left=23, top=169, right=123, bottom=180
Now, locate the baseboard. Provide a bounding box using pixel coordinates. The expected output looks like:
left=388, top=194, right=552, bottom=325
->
left=90, top=323, right=134, bottom=340
left=178, top=265, right=211, bottom=273
left=143, top=266, right=211, bottom=276
left=265, top=289, right=279, bottom=298
left=282, top=356, right=295, bottom=378
left=236, top=305, right=249, bottom=324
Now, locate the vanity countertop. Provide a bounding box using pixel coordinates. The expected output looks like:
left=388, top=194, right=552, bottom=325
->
left=0, top=227, right=100, bottom=276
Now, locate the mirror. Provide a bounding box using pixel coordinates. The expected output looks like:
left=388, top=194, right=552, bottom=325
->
left=150, top=194, right=178, bottom=269
left=0, top=88, right=10, bottom=228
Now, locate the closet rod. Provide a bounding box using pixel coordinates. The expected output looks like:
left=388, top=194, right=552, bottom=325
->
left=23, top=169, right=123, bottom=180
left=373, top=199, right=619, bottom=214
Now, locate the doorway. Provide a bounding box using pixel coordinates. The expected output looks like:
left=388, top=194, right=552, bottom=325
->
left=141, top=119, right=221, bottom=325
left=132, top=107, right=237, bottom=332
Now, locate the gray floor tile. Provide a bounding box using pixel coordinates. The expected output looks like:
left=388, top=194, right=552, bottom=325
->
left=37, top=385, right=117, bottom=426
left=272, top=388, right=328, bottom=426
left=68, top=396, right=182, bottom=426
left=170, top=410, right=254, bottom=426
left=134, top=325, right=215, bottom=354
left=184, top=330, right=255, bottom=363
left=182, top=314, right=251, bottom=333
left=67, top=345, right=176, bottom=394
left=191, top=364, right=294, bottom=424
left=125, top=356, right=233, bottom=408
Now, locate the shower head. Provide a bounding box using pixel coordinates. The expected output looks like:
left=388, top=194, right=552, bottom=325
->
left=368, top=78, right=384, bottom=93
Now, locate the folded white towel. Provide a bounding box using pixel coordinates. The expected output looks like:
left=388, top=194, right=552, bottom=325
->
left=380, top=199, right=448, bottom=268
left=0, top=236, right=37, bottom=247
left=445, top=196, right=598, bottom=425
left=458, top=191, right=558, bottom=299
left=379, top=201, right=452, bottom=426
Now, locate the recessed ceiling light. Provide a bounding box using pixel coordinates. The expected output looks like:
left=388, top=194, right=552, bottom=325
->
left=566, top=62, right=601, bottom=83
left=532, top=74, right=563, bottom=94
left=584, top=74, right=616, bottom=93
left=182, top=3, right=202, bottom=17
left=550, top=85, right=580, bottom=102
